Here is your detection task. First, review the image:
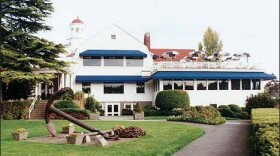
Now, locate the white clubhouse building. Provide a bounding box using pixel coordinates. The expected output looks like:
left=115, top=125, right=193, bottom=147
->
left=35, top=18, right=275, bottom=116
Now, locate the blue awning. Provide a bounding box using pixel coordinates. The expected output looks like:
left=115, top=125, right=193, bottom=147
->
left=79, top=50, right=147, bottom=57
left=76, top=75, right=150, bottom=83
left=152, top=71, right=276, bottom=80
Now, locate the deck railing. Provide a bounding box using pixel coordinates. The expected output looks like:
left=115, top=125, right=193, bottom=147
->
left=154, top=62, right=260, bottom=70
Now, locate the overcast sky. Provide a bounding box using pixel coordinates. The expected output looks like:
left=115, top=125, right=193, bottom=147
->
left=38, top=0, right=279, bottom=77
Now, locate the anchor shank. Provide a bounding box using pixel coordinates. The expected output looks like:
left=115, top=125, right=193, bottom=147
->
left=50, top=106, right=100, bottom=133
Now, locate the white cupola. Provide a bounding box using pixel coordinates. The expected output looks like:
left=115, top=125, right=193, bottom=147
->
left=66, top=17, right=86, bottom=56
left=69, top=17, right=85, bottom=39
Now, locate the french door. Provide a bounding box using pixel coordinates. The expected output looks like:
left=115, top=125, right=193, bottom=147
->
left=105, top=103, right=120, bottom=116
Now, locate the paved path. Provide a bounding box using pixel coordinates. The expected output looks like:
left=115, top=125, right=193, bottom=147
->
left=173, top=120, right=250, bottom=156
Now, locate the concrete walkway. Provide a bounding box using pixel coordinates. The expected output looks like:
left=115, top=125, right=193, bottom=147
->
left=173, top=120, right=250, bottom=156
left=99, top=116, right=133, bottom=121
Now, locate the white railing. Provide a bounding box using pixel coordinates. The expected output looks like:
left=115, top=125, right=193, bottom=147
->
left=28, top=95, right=38, bottom=119
left=154, top=62, right=261, bottom=70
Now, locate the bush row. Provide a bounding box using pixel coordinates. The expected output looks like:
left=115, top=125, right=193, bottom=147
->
left=167, top=106, right=226, bottom=125
left=51, top=108, right=90, bottom=120
left=251, top=108, right=279, bottom=156
left=54, top=100, right=79, bottom=109
left=218, top=104, right=249, bottom=119
left=143, top=107, right=182, bottom=116
left=0, top=100, right=31, bottom=120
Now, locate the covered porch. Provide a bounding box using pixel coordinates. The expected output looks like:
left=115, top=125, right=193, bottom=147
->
left=34, top=71, right=73, bottom=100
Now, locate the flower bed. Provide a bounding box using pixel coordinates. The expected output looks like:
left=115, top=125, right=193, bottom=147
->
left=251, top=108, right=279, bottom=156
left=167, top=106, right=225, bottom=125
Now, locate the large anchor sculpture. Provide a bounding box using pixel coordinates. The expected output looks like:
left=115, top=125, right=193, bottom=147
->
left=45, top=87, right=118, bottom=140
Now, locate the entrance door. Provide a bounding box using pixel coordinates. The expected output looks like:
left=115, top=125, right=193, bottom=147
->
left=105, top=103, right=120, bottom=116
left=41, top=82, right=54, bottom=100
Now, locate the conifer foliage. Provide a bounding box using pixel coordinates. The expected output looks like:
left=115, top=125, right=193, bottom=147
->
left=0, top=0, right=68, bottom=101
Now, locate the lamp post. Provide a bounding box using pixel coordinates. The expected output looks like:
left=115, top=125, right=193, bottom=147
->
left=0, top=66, right=7, bottom=103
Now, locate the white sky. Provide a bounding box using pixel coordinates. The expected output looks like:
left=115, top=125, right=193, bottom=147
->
left=38, top=0, right=279, bottom=77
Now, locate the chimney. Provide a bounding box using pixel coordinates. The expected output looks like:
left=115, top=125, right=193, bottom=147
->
left=144, top=32, right=150, bottom=50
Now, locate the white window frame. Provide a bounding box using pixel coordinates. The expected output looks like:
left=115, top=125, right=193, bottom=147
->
left=124, top=103, right=136, bottom=111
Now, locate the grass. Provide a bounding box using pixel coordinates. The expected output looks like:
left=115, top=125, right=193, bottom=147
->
left=1, top=120, right=204, bottom=156
left=144, top=116, right=168, bottom=120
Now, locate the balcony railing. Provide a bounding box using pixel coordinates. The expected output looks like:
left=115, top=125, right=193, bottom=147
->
left=154, top=62, right=261, bottom=70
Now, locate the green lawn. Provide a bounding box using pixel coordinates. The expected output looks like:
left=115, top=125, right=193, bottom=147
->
left=1, top=120, right=204, bottom=156
left=144, top=116, right=168, bottom=120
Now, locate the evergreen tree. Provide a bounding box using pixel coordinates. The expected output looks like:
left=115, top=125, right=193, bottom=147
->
left=0, top=0, right=68, bottom=101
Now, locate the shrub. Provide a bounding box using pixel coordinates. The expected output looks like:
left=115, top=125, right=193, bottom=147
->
left=134, top=103, right=143, bottom=113
left=61, top=88, right=74, bottom=100
left=122, top=109, right=133, bottom=115
left=143, top=107, right=182, bottom=116
left=74, top=91, right=85, bottom=107
left=218, top=105, right=252, bottom=119
left=218, top=105, right=230, bottom=110
left=240, top=111, right=250, bottom=119
left=167, top=106, right=225, bottom=125
left=218, top=108, right=237, bottom=118
left=74, top=91, right=84, bottom=101
left=228, top=104, right=242, bottom=113
left=143, top=107, right=160, bottom=116
left=51, top=108, right=90, bottom=120
left=209, top=104, right=217, bottom=108
left=99, top=109, right=105, bottom=116
left=85, top=96, right=100, bottom=113
left=0, top=100, right=31, bottom=119
left=245, top=93, right=276, bottom=116
left=54, top=100, right=78, bottom=109
left=251, top=108, right=279, bottom=156
left=155, top=90, right=190, bottom=111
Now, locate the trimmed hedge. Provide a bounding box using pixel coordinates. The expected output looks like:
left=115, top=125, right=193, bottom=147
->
left=218, top=104, right=249, bottom=119
left=167, top=106, right=225, bottom=125
left=218, top=108, right=237, bottom=118
left=143, top=107, right=182, bottom=116
left=251, top=108, right=279, bottom=156
left=228, top=104, right=242, bottom=113
left=155, top=90, right=190, bottom=111
left=54, top=100, right=79, bottom=109
left=0, top=100, right=31, bottom=120
left=218, top=105, right=230, bottom=110
left=51, top=108, right=90, bottom=120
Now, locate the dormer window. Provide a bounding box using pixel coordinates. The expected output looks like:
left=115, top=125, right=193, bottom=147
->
left=111, top=35, right=116, bottom=39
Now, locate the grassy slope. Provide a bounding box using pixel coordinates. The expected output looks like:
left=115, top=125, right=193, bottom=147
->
left=1, top=120, right=204, bottom=156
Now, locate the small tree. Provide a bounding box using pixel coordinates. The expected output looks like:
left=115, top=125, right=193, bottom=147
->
left=155, top=90, right=190, bottom=111
left=134, top=103, right=143, bottom=113
left=198, top=42, right=203, bottom=51
left=200, top=27, right=223, bottom=56
left=265, top=79, right=280, bottom=100
left=74, top=91, right=84, bottom=108
left=85, top=96, right=100, bottom=113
